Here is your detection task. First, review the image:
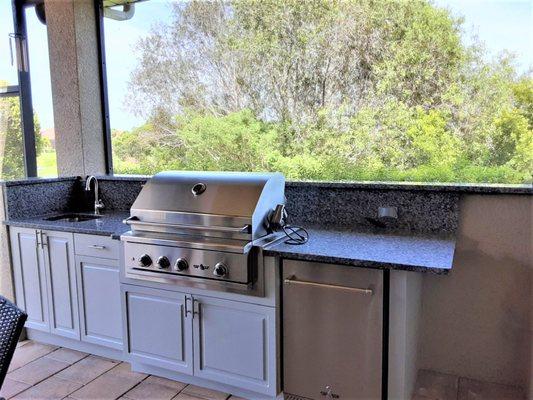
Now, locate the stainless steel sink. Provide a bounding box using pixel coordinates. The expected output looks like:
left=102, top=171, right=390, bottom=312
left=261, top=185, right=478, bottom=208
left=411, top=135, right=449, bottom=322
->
left=44, top=213, right=101, bottom=222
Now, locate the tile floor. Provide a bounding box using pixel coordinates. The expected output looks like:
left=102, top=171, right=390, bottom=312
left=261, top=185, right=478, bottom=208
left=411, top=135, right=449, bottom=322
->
left=1, top=341, right=527, bottom=400
left=0, top=341, right=244, bottom=400
left=412, top=369, right=526, bottom=400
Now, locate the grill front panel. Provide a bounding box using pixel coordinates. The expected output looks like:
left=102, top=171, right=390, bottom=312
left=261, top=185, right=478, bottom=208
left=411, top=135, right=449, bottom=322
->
left=123, top=240, right=254, bottom=284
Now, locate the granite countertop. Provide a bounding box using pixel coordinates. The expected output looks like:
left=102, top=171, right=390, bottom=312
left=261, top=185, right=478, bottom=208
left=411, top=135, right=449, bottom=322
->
left=285, top=180, right=533, bottom=194
left=264, top=227, right=455, bottom=274
left=4, top=211, right=130, bottom=240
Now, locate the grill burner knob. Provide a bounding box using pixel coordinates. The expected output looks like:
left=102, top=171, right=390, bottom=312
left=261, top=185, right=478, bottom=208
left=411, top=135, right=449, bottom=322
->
left=213, top=262, right=228, bottom=278
left=157, top=256, right=171, bottom=269
left=175, top=258, right=189, bottom=271
left=138, top=254, right=152, bottom=268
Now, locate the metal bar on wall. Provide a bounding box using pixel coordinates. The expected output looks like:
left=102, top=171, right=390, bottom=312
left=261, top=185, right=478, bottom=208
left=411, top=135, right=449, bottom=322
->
left=11, top=0, right=37, bottom=177
left=94, top=0, right=114, bottom=175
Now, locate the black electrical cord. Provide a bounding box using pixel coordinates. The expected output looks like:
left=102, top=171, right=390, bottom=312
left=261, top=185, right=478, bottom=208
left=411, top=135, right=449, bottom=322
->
left=282, top=224, right=309, bottom=245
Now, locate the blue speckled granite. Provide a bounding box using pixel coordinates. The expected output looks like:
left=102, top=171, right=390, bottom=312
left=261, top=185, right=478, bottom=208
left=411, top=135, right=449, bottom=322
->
left=5, top=210, right=130, bottom=239
left=6, top=175, right=532, bottom=274
left=2, top=176, right=148, bottom=220
left=3, top=178, right=84, bottom=219
left=91, top=177, right=147, bottom=211
left=1, top=177, right=77, bottom=187
left=264, top=227, right=455, bottom=274
left=285, top=185, right=459, bottom=234
left=88, top=176, right=461, bottom=235
left=286, top=180, right=533, bottom=194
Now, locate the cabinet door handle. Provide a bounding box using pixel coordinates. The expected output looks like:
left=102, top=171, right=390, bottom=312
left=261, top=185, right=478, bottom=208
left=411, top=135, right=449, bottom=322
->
left=40, top=231, right=47, bottom=248
left=88, top=244, right=106, bottom=250
left=185, top=296, right=192, bottom=317
left=35, top=230, right=40, bottom=248
left=284, top=276, right=373, bottom=295
left=192, top=298, right=199, bottom=317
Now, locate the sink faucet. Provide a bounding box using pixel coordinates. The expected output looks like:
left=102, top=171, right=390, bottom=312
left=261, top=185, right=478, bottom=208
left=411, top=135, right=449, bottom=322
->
left=85, top=176, right=105, bottom=215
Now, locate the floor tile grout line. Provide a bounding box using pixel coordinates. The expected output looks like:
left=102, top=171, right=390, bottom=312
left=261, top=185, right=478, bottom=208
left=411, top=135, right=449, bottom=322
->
left=50, top=354, right=121, bottom=388
left=5, top=345, right=228, bottom=400
left=45, top=350, right=91, bottom=365
left=7, top=352, right=92, bottom=391
left=66, top=361, right=146, bottom=400
left=15, top=340, right=30, bottom=349
left=9, top=344, right=88, bottom=375
left=12, top=374, right=86, bottom=400
left=114, top=373, right=151, bottom=400
left=7, top=344, right=60, bottom=373
left=9, top=342, right=232, bottom=400
left=2, top=380, right=31, bottom=400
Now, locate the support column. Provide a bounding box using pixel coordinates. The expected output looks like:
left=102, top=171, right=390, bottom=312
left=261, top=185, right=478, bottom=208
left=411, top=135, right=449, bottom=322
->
left=45, top=0, right=107, bottom=176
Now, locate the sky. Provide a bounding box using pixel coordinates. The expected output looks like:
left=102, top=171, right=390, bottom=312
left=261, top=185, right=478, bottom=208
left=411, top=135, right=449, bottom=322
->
left=1, top=3, right=55, bottom=130
left=1, top=0, right=532, bottom=132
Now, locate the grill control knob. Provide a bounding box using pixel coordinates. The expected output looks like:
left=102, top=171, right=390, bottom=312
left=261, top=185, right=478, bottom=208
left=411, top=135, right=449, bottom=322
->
left=138, top=254, right=152, bottom=267
left=213, top=262, right=228, bottom=278
left=175, top=258, right=189, bottom=271
left=156, top=256, right=170, bottom=269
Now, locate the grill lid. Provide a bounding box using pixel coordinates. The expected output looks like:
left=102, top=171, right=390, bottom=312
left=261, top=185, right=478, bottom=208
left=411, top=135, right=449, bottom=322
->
left=128, top=171, right=285, bottom=240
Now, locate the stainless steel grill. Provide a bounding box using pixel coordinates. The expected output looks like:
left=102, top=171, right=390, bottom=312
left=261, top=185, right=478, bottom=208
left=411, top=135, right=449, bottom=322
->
left=121, top=171, right=285, bottom=295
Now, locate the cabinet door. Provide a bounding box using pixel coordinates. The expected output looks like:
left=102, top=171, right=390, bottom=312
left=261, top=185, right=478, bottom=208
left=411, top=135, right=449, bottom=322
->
left=123, top=285, right=192, bottom=374
left=42, top=230, right=80, bottom=339
left=77, top=256, right=122, bottom=349
left=283, top=260, right=383, bottom=400
left=9, top=227, right=49, bottom=332
left=192, top=296, right=277, bottom=396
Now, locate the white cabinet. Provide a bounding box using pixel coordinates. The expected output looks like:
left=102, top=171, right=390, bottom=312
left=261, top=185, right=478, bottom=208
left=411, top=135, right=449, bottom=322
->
left=193, top=295, right=276, bottom=395
left=122, top=284, right=277, bottom=397
left=10, top=228, right=79, bottom=339
left=74, top=233, right=123, bottom=351
left=123, top=285, right=193, bottom=374
left=77, top=256, right=122, bottom=349
left=43, top=230, right=79, bottom=340
left=9, top=227, right=123, bottom=350
left=10, top=227, right=49, bottom=332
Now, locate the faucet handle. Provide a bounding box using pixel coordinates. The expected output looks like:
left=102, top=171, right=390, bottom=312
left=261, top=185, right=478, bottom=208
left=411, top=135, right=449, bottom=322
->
left=94, top=199, right=105, bottom=214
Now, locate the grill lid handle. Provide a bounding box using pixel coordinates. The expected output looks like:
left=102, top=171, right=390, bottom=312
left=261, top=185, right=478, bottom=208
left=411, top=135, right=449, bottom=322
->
left=123, top=216, right=251, bottom=234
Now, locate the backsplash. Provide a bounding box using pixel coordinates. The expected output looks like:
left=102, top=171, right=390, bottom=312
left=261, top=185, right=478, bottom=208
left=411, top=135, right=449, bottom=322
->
left=96, top=178, right=146, bottom=211
left=285, top=183, right=459, bottom=234
left=2, top=178, right=83, bottom=219
left=2, top=176, right=460, bottom=235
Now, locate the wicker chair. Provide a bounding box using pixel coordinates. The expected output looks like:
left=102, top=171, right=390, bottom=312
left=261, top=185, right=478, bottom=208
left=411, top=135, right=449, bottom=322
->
left=0, top=296, right=27, bottom=395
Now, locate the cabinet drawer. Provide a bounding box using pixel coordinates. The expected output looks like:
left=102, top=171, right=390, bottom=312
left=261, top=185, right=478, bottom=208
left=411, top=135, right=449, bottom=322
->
left=74, top=234, right=119, bottom=259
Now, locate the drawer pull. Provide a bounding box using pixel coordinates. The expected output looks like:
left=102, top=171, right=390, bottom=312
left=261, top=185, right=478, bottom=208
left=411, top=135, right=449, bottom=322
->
left=88, top=244, right=106, bottom=250
left=284, top=276, right=373, bottom=295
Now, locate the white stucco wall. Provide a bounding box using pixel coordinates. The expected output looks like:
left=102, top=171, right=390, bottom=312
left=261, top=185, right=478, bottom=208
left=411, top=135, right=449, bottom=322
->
left=0, top=185, right=14, bottom=301
left=45, top=0, right=106, bottom=176
left=419, top=195, right=532, bottom=389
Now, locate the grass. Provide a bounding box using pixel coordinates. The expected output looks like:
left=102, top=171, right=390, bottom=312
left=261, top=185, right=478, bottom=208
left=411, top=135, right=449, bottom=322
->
left=37, top=149, right=58, bottom=177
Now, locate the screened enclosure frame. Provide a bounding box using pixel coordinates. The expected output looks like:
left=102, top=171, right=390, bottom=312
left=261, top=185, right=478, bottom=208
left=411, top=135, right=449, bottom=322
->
left=4, top=0, right=115, bottom=179
left=8, top=0, right=38, bottom=178
left=95, top=0, right=114, bottom=175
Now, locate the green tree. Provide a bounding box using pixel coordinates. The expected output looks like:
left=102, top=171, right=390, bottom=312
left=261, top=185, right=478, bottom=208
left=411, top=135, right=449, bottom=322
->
left=112, top=0, right=532, bottom=184
left=511, top=77, right=533, bottom=128
left=0, top=96, right=26, bottom=179
left=0, top=81, right=45, bottom=180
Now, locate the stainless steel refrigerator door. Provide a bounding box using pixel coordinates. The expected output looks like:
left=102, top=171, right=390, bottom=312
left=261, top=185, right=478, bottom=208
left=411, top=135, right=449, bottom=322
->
left=283, top=260, right=383, bottom=400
